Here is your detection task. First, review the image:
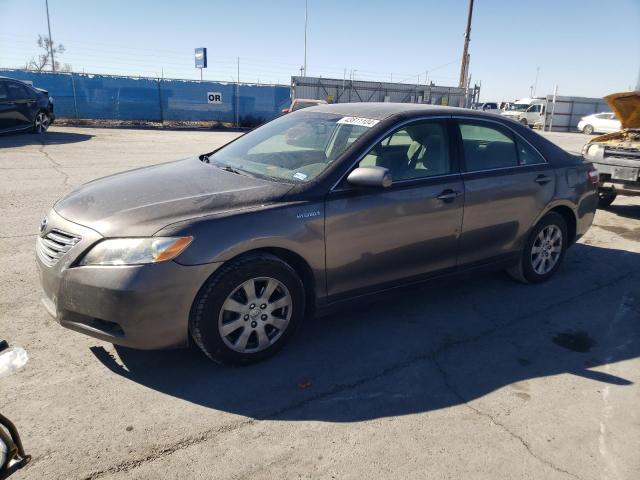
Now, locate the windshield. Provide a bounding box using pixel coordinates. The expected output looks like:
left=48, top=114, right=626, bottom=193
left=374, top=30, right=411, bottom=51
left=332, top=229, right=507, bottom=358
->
left=509, top=103, right=530, bottom=112
left=207, top=111, right=376, bottom=183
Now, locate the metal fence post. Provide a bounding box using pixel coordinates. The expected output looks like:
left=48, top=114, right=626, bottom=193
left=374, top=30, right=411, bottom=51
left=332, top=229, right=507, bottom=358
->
left=70, top=72, right=79, bottom=119
left=157, top=77, right=164, bottom=124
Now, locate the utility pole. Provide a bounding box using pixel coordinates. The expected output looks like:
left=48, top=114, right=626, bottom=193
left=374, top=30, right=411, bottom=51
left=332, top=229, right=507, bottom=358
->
left=45, top=0, right=55, bottom=72
left=303, top=0, right=308, bottom=77
left=533, top=66, right=540, bottom=97
left=458, top=0, right=474, bottom=88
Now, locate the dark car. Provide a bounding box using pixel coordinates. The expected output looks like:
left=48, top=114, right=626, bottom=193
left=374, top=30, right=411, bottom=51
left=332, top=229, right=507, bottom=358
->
left=0, top=76, right=55, bottom=134
left=36, top=103, right=598, bottom=364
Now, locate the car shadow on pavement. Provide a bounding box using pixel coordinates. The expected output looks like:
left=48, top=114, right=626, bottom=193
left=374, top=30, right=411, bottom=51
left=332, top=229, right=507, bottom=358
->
left=605, top=203, right=640, bottom=221
left=91, top=243, right=640, bottom=423
left=0, top=131, right=93, bottom=147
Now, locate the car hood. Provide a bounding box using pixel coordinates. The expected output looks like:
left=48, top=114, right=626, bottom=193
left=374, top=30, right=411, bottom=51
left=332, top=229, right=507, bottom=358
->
left=604, top=91, right=640, bottom=130
left=54, top=157, right=293, bottom=237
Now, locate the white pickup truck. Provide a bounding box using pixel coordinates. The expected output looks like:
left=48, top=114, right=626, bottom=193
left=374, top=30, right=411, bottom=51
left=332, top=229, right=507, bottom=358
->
left=501, top=97, right=546, bottom=127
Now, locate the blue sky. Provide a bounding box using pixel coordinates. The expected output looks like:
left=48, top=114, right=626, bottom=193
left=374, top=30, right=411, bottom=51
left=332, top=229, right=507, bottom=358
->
left=1, top=0, right=638, bottom=101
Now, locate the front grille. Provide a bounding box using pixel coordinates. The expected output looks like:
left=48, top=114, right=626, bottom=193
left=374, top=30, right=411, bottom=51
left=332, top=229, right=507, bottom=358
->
left=37, top=229, right=81, bottom=267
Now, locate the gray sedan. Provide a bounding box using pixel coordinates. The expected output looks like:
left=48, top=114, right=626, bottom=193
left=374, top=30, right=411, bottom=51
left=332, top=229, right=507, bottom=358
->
left=36, top=103, right=598, bottom=364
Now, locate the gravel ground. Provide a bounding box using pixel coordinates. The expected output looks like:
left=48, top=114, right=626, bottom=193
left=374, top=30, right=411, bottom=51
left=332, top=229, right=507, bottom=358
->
left=0, top=126, right=638, bottom=480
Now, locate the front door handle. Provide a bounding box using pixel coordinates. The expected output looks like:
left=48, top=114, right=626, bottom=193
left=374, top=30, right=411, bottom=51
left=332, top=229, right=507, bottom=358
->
left=535, top=174, right=552, bottom=185
left=436, top=189, right=461, bottom=202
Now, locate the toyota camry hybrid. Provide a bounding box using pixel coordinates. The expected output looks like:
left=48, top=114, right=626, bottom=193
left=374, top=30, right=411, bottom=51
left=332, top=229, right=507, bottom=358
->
left=36, top=103, right=598, bottom=364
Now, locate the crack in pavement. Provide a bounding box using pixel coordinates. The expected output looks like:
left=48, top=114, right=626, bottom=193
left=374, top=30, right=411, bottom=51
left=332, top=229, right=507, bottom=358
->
left=80, top=269, right=635, bottom=479
left=38, top=142, right=73, bottom=189
left=0, top=233, right=37, bottom=239
left=432, top=356, right=582, bottom=480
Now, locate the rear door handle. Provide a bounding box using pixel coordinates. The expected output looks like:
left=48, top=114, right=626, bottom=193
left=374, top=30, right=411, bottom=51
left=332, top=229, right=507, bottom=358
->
left=436, top=189, right=461, bottom=202
left=535, top=174, right=552, bottom=185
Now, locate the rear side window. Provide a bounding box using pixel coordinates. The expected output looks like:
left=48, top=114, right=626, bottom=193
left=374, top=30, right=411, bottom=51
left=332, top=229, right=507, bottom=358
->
left=458, top=122, right=518, bottom=171
left=516, top=139, right=545, bottom=165
left=6, top=82, right=29, bottom=101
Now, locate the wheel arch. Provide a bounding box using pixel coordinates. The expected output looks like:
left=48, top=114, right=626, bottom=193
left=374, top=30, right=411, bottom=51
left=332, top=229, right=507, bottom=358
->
left=547, top=205, right=577, bottom=245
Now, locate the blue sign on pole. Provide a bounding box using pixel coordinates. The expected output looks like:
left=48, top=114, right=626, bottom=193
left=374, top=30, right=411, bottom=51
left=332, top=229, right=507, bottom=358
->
left=195, top=48, right=207, bottom=68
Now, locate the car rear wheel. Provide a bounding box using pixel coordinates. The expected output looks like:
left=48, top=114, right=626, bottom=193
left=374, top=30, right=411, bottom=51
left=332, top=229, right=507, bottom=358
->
left=190, top=253, right=305, bottom=365
left=582, top=124, right=594, bottom=135
left=33, top=111, right=51, bottom=134
left=598, top=189, right=617, bottom=208
left=508, top=212, right=568, bottom=284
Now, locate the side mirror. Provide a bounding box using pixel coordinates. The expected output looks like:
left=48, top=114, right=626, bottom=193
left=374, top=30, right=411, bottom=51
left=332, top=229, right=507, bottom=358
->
left=347, top=166, right=392, bottom=188
left=281, top=108, right=290, bottom=114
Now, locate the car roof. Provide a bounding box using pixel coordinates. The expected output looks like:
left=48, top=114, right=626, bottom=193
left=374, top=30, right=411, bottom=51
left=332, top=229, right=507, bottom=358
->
left=307, top=102, right=478, bottom=120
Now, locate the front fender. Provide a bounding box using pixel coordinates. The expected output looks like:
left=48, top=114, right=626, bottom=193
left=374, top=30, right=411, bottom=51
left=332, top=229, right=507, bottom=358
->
left=157, top=201, right=327, bottom=297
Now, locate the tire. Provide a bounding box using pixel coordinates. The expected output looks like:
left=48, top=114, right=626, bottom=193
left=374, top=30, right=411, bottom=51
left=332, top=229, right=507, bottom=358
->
left=598, top=190, right=617, bottom=208
left=190, top=253, right=305, bottom=365
left=32, top=111, right=51, bottom=134
left=520, top=118, right=529, bottom=126
left=508, top=212, right=568, bottom=284
left=582, top=124, right=594, bottom=135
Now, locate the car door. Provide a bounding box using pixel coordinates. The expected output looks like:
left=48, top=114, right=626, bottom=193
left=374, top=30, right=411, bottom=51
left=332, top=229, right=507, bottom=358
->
left=0, top=81, right=19, bottom=131
left=6, top=82, right=35, bottom=128
left=324, top=118, right=464, bottom=299
left=455, top=118, right=555, bottom=266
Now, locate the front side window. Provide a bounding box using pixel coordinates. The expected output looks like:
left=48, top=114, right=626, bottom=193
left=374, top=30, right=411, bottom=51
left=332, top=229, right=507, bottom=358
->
left=208, top=111, right=374, bottom=183
left=358, top=120, right=450, bottom=181
left=459, top=122, right=518, bottom=171
left=0, top=82, right=8, bottom=101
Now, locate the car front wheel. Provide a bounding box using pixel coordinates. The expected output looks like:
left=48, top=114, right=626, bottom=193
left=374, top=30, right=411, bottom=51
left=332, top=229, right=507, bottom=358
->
left=33, top=111, right=51, bottom=134
left=508, top=212, right=568, bottom=284
left=190, top=253, right=305, bottom=364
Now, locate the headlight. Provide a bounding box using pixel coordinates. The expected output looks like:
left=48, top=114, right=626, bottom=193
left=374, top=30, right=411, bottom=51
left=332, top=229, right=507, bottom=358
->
left=582, top=143, right=602, bottom=159
left=80, top=236, right=193, bottom=266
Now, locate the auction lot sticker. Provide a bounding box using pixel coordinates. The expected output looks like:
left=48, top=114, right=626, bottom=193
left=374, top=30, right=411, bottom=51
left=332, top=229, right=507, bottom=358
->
left=337, top=116, right=380, bottom=128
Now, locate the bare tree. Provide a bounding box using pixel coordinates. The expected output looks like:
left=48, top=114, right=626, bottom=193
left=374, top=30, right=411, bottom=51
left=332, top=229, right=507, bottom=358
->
left=26, top=35, right=71, bottom=72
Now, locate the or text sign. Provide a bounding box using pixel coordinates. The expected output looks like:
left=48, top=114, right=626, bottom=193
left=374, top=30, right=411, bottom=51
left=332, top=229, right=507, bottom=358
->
left=207, top=92, right=222, bottom=104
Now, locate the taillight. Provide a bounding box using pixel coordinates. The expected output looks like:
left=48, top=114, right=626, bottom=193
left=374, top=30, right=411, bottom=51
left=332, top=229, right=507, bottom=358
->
left=587, top=169, right=599, bottom=188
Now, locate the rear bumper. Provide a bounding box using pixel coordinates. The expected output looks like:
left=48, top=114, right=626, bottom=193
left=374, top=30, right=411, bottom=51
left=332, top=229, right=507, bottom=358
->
left=36, top=210, right=221, bottom=349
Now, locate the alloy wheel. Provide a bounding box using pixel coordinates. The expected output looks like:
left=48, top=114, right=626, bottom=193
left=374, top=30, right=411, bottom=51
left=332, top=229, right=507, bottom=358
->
left=530, top=225, right=563, bottom=275
left=34, top=112, right=50, bottom=134
left=218, top=277, right=292, bottom=353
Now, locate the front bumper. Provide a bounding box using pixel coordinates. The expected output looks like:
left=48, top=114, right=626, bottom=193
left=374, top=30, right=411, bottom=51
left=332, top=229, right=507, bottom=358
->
left=36, top=209, right=221, bottom=349
left=592, top=159, right=640, bottom=196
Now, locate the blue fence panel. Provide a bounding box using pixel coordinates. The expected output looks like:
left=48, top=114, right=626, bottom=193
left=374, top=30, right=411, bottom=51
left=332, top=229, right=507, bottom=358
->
left=0, top=69, right=291, bottom=124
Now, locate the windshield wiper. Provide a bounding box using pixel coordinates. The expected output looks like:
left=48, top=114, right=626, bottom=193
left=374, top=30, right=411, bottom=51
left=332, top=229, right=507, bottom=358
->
left=219, top=165, right=245, bottom=175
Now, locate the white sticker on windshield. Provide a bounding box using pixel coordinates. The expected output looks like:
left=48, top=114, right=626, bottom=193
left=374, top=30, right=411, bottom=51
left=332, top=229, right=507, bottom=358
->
left=336, top=116, right=380, bottom=128
left=293, top=172, right=308, bottom=180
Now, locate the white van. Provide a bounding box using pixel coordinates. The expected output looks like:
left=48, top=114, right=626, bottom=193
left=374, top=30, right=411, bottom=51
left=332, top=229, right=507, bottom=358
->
left=501, top=98, right=546, bottom=127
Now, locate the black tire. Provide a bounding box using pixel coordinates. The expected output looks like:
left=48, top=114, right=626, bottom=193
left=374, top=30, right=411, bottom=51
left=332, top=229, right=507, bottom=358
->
left=598, top=190, right=617, bottom=208
left=520, top=118, right=529, bottom=126
left=190, top=253, right=305, bottom=365
left=582, top=124, right=594, bottom=135
left=508, top=212, right=568, bottom=284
